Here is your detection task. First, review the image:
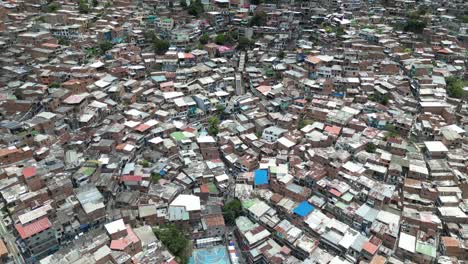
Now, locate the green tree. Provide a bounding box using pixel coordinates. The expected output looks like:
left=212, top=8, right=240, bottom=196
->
left=445, top=76, right=466, bottom=99
left=384, top=124, right=398, bottom=140
left=151, top=172, right=161, bottom=183
left=98, top=41, right=113, bottom=55
left=417, top=5, right=429, bottom=16
left=215, top=34, right=226, bottom=45
left=335, top=26, right=345, bottom=36
left=58, top=38, right=69, bottom=45
left=236, top=37, right=252, bottom=50
left=298, top=118, right=314, bottom=129
left=199, top=33, right=210, bottom=45
left=140, top=160, right=150, bottom=168
left=47, top=2, right=60, bottom=12
left=216, top=104, right=226, bottom=117
left=403, top=19, right=426, bottom=33
left=463, top=15, right=468, bottom=23
left=250, top=11, right=267, bottom=26
left=78, top=0, right=90, bottom=14
left=187, top=0, right=204, bottom=17
left=366, top=142, right=377, bottom=153
left=180, top=0, right=187, bottom=8
left=153, top=39, right=170, bottom=55
left=404, top=48, right=412, bottom=53
left=48, top=82, right=60, bottom=88
left=278, top=51, right=285, bottom=59
left=223, top=199, right=242, bottom=225
left=144, top=30, right=156, bottom=42
left=207, top=116, right=220, bottom=136
left=250, top=0, right=262, bottom=4
left=153, top=224, right=189, bottom=264
left=380, top=95, right=390, bottom=105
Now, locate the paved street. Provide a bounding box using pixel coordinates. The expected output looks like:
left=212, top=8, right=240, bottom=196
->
left=0, top=213, right=24, bottom=264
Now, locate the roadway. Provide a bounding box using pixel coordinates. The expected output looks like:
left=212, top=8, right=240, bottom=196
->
left=0, top=213, right=25, bottom=264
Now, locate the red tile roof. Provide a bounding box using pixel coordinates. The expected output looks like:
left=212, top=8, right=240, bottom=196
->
left=121, top=175, right=142, bottom=182
left=324, top=126, right=341, bottom=136
left=110, top=225, right=140, bottom=251
left=200, top=184, right=209, bottom=193
left=204, top=215, right=225, bottom=227
left=0, top=239, right=7, bottom=256
left=15, top=217, right=51, bottom=239
left=126, top=224, right=139, bottom=243
left=363, top=241, right=379, bottom=255
left=23, top=167, right=37, bottom=178
left=110, top=238, right=131, bottom=250
left=329, top=188, right=342, bottom=197
left=135, top=124, right=151, bottom=132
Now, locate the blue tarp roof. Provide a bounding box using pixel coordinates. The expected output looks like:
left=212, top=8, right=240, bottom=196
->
left=293, top=201, right=314, bottom=217
left=254, top=169, right=269, bottom=185
left=151, top=75, right=167, bottom=82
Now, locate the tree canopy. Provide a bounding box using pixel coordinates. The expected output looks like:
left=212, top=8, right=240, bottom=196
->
left=403, top=19, right=426, bottom=33
left=237, top=37, right=252, bottom=50
left=153, top=39, right=170, bottom=55
left=250, top=11, right=267, bottom=26
left=199, top=33, right=210, bottom=45
left=366, top=142, right=377, bottom=153
left=153, top=224, right=190, bottom=264
left=215, top=34, right=227, bottom=45
left=78, top=0, right=90, bottom=14
left=207, top=116, right=220, bottom=136
left=98, top=41, right=113, bottom=55
left=223, top=199, right=242, bottom=225
left=47, top=2, right=60, bottom=12
left=446, top=76, right=466, bottom=99
left=187, top=0, right=204, bottom=17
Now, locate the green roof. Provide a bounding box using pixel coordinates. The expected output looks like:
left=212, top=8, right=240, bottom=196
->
left=170, top=131, right=186, bottom=141
left=416, top=242, right=436, bottom=258
left=80, top=167, right=96, bottom=176
left=341, top=193, right=354, bottom=202
left=242, top=200, right=256, bottom=209
left=270, top=166, right=278, bottom=174
left=207, top=182, right=217, bottom=193
left=335, top=202, right=348, bottom=210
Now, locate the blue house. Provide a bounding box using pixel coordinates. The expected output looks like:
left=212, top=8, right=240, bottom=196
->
left=254, top=169, right=269, bottom=187
left=293, top=201, right=314, bottom=218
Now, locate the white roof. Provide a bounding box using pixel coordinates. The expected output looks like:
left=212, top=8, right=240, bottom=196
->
left=94, top=79, right=111, bottom=88
left=105, top=219, right=126, bottom=234
left=438, top=207, right=466, bottom=218
left=441, top=124, right=465, bottom=134
left=338, top=230, right=358, bottom=249
left=170, top=194, right=201, bottom=211
left=215, top=174, right=229, bottom=182
left=277, top=137, right=295, bottom=148
left=149, top=137, right=163, bottom=145
left=398, top=232, right=416, bottom=253
left=343, top=161, right=365, bottom=174
left=329, top=256, right=352, bottom=264
left=144, top=119, right=159, bottom=127
left=123, top=144, right=135, bottom=152
left=376, top=210, right=400, bottom=225
left=89, top=100, right=107, bottom=109
left=36, top=112, right=56, bottom=120
left=420, top=101, right=449, bottom=108
left=197, top=136, right=216, bottom=143
left=18, top=204, right=52, bottom=225
left=124, top=120, right=140, bottom=128
left=163, top=91, right=184, bottom=100
left=90, top=61, right=104, bottom=68
left=424, top=141, right=448, bottom=152
left=79, top=113, right=94, bottom=123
